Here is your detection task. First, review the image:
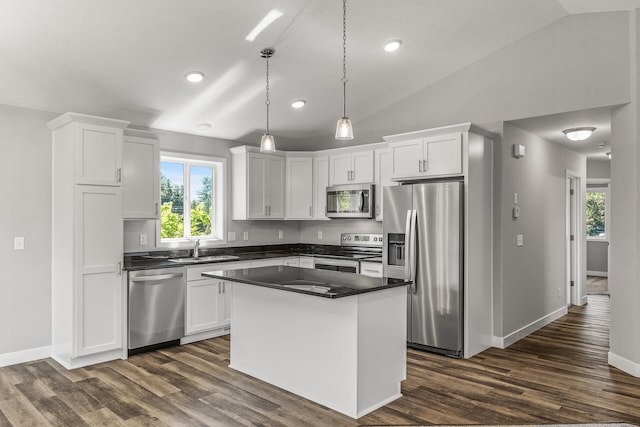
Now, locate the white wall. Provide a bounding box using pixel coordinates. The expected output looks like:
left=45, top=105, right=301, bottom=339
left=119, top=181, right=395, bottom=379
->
left=587, top=159, right=611, bottom=180
left=493, top=123, right=586, bottom=339
left=0, top=105, right=57, bottom=355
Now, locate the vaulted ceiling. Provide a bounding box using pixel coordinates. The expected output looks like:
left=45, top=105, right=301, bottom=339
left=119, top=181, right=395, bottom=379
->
left=1, top=0, right=638, bottom=156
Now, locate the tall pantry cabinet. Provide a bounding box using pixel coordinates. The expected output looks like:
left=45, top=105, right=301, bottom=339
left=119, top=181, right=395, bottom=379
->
left=48, top=113, right=130, bottom=369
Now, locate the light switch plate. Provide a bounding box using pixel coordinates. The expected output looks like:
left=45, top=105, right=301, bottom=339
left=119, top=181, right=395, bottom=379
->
left=278, top=230, right=284, bottom=239
left=14, top=237, right=25, bottom=250
left=139, top=234, right=147, bottom=245
left=243, top=231, right=249, bottom=241
left=516, top=234, right=524, bottom=246
left=317, top=230, right=323, bottom=240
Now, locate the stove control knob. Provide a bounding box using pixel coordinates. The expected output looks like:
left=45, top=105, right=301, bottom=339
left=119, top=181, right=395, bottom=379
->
left=347, top=236, right=352, bottom=240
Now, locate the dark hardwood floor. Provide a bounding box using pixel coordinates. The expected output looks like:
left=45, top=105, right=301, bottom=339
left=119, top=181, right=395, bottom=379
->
left=1, top=295, right=639, bottom=426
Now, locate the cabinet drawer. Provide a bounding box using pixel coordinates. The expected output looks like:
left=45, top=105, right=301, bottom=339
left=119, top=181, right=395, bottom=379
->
left=359, top=261, right=383, bottom=278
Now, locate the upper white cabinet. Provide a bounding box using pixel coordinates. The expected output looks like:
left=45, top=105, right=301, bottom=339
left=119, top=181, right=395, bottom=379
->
left=388, top=132, right=462, bottom=180
left=47, top=112, right=129, bottom=369
left=313, top=156, right=329, bottom=219
left=122, top=131, right=160, bottom=219
left=329, top=150, right=374, bottom=185
left=48, top=113, right=128, bottom=186
left=231, top=146, right=285, bottom=220
left=285, top=156, right=313, bottom=219
left=374, top=148, right=395, bottom=221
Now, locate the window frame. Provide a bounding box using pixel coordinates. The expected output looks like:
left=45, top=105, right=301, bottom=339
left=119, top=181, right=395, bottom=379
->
left=157, top=152, right=226, bottom=248
left=585, top=182, right=609, bottom=242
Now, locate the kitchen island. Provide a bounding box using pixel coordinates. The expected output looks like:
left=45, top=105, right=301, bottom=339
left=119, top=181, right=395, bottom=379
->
left=202, top=266, right=408, bottom=419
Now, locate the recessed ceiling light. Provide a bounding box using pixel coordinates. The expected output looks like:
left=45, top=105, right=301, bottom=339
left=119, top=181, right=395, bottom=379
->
left=384, top=40, right=402, bottom=52
left=291, top=100, right=306, bottom=109
left=562, top=127, right=596, bottom=141
left=197, top=123, right=212, bottom=131
left=246, top=9, right=284, bottom=42
left=185, top=71, right=205, bottom=83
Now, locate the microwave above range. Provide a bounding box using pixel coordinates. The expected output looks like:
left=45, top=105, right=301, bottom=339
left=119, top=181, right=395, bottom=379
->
left=325, top=183, right=374, bottom=219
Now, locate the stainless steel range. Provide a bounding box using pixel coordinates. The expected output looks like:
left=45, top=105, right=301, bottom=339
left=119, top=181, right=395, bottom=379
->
left=313, top=233, right=383, bottom=274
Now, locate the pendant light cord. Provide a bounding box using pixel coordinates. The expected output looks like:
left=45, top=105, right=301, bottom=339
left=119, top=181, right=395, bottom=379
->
left=342, top=0, right=348, bottom=118
left=265, top=54, right=270, bottom=134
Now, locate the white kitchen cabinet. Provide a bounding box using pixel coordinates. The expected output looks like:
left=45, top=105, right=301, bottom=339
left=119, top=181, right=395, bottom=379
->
left=122, top=132, right=160, bottom=219
left=359, top=261, right=383, bottom=278
left=299, top=256, right=315, bottom=269
left=389, top=133, right=462, bottom=180
left=250, top=258, right=284, bottom=268
left=282, top=257, right=300, bottom=267
left=313, top=156, right=329, bottom=219
left=47, top=113, right=130, bottom=369
left=285, top=156, right=313, bottom=219
left=231, top=146, right=285, bottom=219
left=329, top=150, right=374, bottom=185
left=185, top=278, right=225, bottom=334
left=374, top=148, right=395, bottom=221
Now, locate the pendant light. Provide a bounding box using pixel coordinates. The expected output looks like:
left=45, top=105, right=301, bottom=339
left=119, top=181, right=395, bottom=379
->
left=260, top=48, right=276, bottom=152
left=335, top=0, right=354, bottom=140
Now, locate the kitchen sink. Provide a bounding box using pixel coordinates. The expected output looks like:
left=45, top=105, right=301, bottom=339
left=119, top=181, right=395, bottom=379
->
left=167, top=255, right=240, bottom=264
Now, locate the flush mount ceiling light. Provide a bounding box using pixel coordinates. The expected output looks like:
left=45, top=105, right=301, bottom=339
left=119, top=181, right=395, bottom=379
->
left=260, top=48, right=276, bottom=153
left=185, top=71, right=205, bottom=83
left=246, top=9, right=283, bottom=42
left=335, top=0, right=354, bottom=140
left=196, top=123, right=212, bottom=131
left=291, top=100, right=306, bottom=109
left=384, top=40, right=402, bottom=52
left=562, top=127, right=596, bottom=141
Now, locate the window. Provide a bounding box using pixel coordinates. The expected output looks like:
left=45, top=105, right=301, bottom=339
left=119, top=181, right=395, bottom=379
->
left=159, top=153, right=225, bottom=245
left=586, top=184, right=609, bottom=240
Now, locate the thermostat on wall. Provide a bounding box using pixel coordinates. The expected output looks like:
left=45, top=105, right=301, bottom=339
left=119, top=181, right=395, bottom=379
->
left=513, top=144, right=525, bottom=158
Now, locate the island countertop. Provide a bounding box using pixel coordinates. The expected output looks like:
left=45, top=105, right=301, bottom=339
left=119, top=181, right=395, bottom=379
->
left=201, top=265, right=408, bottom=299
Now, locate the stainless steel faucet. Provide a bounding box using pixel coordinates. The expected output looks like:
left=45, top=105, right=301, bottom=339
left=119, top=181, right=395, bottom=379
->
left=193, top=239, right=200, bottom=258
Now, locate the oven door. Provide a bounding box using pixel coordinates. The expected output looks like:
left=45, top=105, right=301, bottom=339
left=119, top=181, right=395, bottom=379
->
left=313, top=257, right=359, bottom=274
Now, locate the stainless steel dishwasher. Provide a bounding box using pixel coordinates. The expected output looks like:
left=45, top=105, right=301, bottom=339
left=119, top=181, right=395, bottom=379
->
left=128, top=267, right=185, bottom=352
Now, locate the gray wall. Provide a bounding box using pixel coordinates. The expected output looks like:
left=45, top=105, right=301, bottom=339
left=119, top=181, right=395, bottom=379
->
left=299, top=219, right=382, bottom=246
left=587, top=159, right=611, bottom=180
left=587, top=241, right=609, bottom=273
left=0, top=105, right=57, bottom=354
left=493, top=123, right=586, bottom=338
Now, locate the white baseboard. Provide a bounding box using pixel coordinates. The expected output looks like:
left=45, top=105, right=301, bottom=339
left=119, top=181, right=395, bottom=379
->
left=587, top=270, right=608, bottom=277
left=608, top=351, right=640, bottom=377
left=0, top=346, right=51, bottom=367
left=181, top=326, right=230, bottom=345
left=493, top=305, right=568, bottom=349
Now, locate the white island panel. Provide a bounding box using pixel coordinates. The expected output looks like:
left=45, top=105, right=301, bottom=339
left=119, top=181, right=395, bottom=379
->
left=229, top=283, right=406, bottom=419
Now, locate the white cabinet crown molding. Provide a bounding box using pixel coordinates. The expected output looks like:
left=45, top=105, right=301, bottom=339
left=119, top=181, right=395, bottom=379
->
left=383, top=122, right=498, bottom=143
left=47, top=112, right=130, bottom=131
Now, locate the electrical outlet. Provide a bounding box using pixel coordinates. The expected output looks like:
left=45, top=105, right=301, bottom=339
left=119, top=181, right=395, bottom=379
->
left=228, top=231, right=236, bottom=241
left=557, top=287, right=562, bottom=297
left=278, top=230, right=284, bottom=239
left=243, top=231, right=249, bottom=241
left=317, top=230, right=323, bottom=240
left=139, top=234, right=147, bottom=245
left=14, top=237, right=25, bottom=250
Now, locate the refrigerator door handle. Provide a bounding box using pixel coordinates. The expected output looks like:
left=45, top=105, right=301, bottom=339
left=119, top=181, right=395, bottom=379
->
left=404, top=210, right=412, bottom=281
left=410, top=209, right=418, bottom=293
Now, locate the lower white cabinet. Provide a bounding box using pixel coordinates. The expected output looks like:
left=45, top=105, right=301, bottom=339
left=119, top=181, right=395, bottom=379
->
left=299, top=256, right=315, bottom=269
left=185, top=278, right=227, bottom=334
left=282, top=257, right=300, bottom=267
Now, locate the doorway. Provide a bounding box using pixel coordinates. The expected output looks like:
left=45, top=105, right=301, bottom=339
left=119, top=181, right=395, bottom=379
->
left=566, top=171, right=585, bottom=306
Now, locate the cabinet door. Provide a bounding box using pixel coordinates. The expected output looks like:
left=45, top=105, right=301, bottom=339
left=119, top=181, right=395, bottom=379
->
left=185, top=279, right=223, bottom=334
left=389, top=139, right=422, bottom=178
left=329, top=153, right=353, bottom=185
left=123, top=136, right=159, bottom=219
left=351, top=150, right=374, bottom=183
left=75, top=186, right=123, bottom=357
left=75, top=123, right=123, bottom=186
left=266, top=155, right=285, bottom=218
left=285, top=157, right=312, bottom=219
left=424, top=133, right=463, bottom=177
left=247, top=153, right=267, bottom=219
left=359, top=261, right=383, bottom=278
left=282, top=257, right=300, bottom=267
left=299, top=257, right=315, bottom=269
left=374, top=148, right=394, bottom=221
left=313, top=156, right=329, bottom=219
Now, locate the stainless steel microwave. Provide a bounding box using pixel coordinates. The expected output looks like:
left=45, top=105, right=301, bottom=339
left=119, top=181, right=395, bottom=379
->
left=326, top=184, right=374, bottom=219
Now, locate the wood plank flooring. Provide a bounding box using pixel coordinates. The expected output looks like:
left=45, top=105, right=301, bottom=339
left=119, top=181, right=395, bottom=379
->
left=1, top=295, right=639, bottom=426
left=587, top=275, right=609, bottom=295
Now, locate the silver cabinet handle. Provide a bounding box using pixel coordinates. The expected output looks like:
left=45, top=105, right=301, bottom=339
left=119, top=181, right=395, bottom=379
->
left=347, top=170, right=350, bottom=181
left=309, top=206, right=312, bottom=216
left=265, top=206, right=268, bottom=216
left=223, top=282, right=226, bottom=293
left=118, top=261, right=122, bottom=276
left=117, top=168, right=122, bottom=182
left=130, top=272, right=183, bottom=282
left=268, top=205, right=271, bottom=216
left=218, top=282, right=222, bottom=294
left=418, top=160, right=422, bottom=172
left=154, top=202, right=158, bottom=216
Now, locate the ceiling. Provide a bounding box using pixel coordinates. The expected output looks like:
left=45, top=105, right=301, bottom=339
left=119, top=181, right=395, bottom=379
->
left=1, top=0, right=639, bottom=154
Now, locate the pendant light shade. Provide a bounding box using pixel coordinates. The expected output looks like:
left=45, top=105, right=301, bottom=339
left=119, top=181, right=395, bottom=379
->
left=335, top=0, right=354, bottom=140
left=335, top=117, right=353, bottom=140
left=260, top=48, right=276, bottom=153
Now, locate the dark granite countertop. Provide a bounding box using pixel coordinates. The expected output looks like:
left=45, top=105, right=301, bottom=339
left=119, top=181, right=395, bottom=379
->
left=201, top=265, right=408, bottom=299
left=124, top=243, right=376, bottom=271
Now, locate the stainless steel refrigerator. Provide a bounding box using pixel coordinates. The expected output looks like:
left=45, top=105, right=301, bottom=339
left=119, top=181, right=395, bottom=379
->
left=383, top=181, right=463, bottom=358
